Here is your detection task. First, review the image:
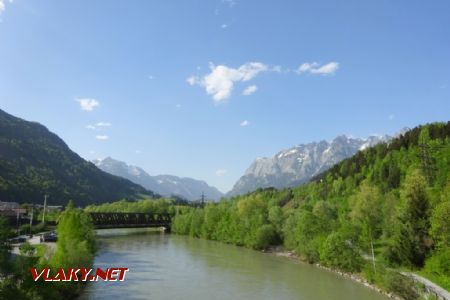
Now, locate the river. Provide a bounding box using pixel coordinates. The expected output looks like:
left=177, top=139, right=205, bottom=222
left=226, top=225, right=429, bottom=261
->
left=81, top=228, right=389, bottom=300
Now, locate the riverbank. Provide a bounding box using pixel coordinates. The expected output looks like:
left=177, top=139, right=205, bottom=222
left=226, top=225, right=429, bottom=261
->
left=82, top=230, right=391, bottom=300
left=265, top=246, right=400, bottom=300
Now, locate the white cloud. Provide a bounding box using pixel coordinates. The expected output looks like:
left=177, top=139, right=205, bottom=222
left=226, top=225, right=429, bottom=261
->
left=242, top=85, right=258, bottom=96
left=86, top=122, right=111, bottom=130
left=298, top=62, right=318, bottom=73
left=187, top=76, right=198, bottom=85
left=95, top=122, right=112, bottom=127
left=222, top=0, right=236, bottom=7
left=221, top=23, right=228, bottom=29
left=0, top=0, right=13, bottom=14
left=76, top=98, right=100, bottom=111
left=215, top=169, right=227, bottom=176
left=297, top=62, right=339, bottom=75
left=188, top=62, right=267, bottom=102
left=95, top=135, right=109, bottom=140
left=240, top=120, right=250, bottom=127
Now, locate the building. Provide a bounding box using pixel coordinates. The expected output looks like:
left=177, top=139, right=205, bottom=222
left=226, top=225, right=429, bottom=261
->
left=0, top=201, right=27, bottom=217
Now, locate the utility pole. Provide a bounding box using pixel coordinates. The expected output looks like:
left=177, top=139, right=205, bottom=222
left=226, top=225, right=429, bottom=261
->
left=42, top=194, right=48, bottom=224
left=201, top=192, right=205, bottom=207
left=29, top=207, right=34, bottom=236
left=369, top=228, right=376, bottom=274
left=16, top=208, right=20, bottom=235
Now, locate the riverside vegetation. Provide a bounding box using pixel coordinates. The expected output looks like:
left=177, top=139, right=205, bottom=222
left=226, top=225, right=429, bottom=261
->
left=2, top=122, right=448, bottom=299
left=171, top=123, right=450, bottom=299
left=0, top=201, right=96, bottom=299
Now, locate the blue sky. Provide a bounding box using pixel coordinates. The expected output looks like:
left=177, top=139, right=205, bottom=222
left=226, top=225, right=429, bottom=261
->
left=0, top=0, right=449, bottom=193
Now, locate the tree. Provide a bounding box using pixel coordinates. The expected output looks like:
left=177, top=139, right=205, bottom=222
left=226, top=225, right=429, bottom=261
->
left=285, top=210, right=330, bottom=263
left=0, top=217, right=12, bottom=276
left=424, top=247, right=450, bottom=289
left=202, top=204, right=221, bottom=239
left=319, top=231, right=364, bottom=272
left=51, top=201, right=95, bottom=269
left=430, top=200, right=450, bottom=248
left=349, top=181, right=383, bottom=271
left=388, top=170, right=431, bottom=267
left=253, top=224, right=277, bottom=250
left=268, top=206, right=283, bottom=233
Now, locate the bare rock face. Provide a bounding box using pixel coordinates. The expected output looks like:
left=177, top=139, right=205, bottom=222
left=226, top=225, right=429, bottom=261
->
left=227, top=134, right=392, bottom=197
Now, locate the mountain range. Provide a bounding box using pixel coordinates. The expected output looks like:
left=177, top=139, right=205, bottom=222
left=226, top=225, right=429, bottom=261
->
left=0, top=107, right=411, bottom=205
left=93, top=157, right=224, bottom=201
left=227, top=134, right=395, bottom=197
left=0, top=109, right=154, bottom=206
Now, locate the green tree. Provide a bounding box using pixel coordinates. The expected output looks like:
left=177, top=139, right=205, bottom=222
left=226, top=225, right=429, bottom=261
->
left=349, top=181, right=383, bottom=271
left=202, top=204, right=221, bottom=239
left=0, top=217, right=12, bottom=276
left=388, top=170, right=431, bottom=267
left=254, top=224, right=277, bottom=250
left=423, top=248, right=450, bottom=290
left=268, top=206, right=284, bottom=233
left=319, top=231, right=364, bottom=272
left=51, top=200, right=95, bottom=269
left=295, top=212, right=323, bottom=262
left=430, top=200, right=450, bottom=248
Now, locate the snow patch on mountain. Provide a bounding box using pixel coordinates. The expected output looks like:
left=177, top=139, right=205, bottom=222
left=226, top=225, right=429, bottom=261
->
left=227, top=134, right=392, bottom=197
left=94, top=157, right=223, bottom=201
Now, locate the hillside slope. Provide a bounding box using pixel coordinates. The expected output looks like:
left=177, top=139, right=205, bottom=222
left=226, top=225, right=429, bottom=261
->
left=227, top=134, right=392, bottom=197
left=0, top=109, right=155, bottom=206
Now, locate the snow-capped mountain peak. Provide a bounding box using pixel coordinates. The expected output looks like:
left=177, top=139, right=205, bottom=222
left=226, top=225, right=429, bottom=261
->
left=227, top=133, right=391, bottom=197
left=94, top=157, right=223, bottom=201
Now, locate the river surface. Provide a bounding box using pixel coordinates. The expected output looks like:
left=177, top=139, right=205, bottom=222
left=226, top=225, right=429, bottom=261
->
left=81, top=228, right=389, bottom=300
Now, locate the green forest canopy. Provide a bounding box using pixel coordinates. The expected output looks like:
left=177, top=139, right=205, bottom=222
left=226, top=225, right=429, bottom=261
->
left=171, top=122, right=450, bottom=294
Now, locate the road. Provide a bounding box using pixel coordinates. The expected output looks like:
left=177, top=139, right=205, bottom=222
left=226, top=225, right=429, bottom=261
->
left=10, top=234, right=56, bottom=255
left=401, top=272, right=450, bottom=300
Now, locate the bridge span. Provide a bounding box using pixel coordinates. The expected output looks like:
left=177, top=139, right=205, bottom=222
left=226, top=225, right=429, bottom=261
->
left=88, top=212, right=171, bottom=230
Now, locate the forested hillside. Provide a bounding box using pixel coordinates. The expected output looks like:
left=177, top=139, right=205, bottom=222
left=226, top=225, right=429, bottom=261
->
left=0, top=109, right=156, bottom=206
left=172, top=122, right=450, bottom=296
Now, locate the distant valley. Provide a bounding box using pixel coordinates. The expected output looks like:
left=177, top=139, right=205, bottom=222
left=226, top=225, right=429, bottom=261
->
left=93, top=157, right=224, bottom=201
left=0, top=109, right=154, bottom=206
left=0, top=107, right=408, bottom=204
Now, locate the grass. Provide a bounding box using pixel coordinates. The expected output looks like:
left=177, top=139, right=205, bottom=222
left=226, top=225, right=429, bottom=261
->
left=417, top=270, right=450, bottom=292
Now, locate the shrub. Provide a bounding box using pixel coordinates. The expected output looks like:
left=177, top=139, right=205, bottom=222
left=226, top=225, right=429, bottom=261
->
left=423, top=247, right=450, bottom=290
left=319, top=232, right=364, bottom=272
left=383, top=271, right=419, bottom=300
left=253, top=224, right=277, bottom=250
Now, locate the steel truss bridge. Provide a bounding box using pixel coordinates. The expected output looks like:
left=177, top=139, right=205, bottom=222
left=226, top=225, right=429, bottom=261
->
left=88, top=212, right=171, bottom=230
